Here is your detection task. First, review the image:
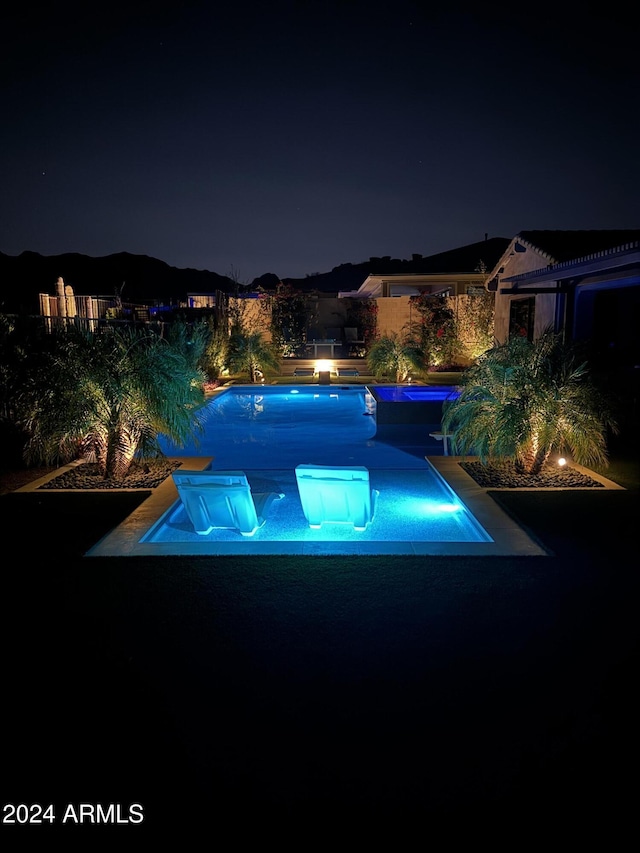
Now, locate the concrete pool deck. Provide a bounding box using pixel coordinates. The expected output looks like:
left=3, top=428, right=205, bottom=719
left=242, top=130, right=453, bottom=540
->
left=15, top=456, right=622, bottom=558
left=67, top=456, right=608, bottom=558
left=78, top=456, right=538, bottom=557
left=15, top=453, right=622, bottom=559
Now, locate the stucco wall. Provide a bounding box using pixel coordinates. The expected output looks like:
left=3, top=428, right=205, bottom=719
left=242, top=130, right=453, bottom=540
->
left=375, top=294, right=484, bottom=363
left=232, top=291, right=495, bottom=360
left=228, top=296, right=272, bottom=341
left=493, top=243, right=551, bottom=342
left=375, top=296, right=413, bottom=337
left=532, top=293, right=556, bottom=337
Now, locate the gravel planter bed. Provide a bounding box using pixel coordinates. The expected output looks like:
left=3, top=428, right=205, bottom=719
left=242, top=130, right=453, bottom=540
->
left=2, top=458, right=607, bottom=492
left=38, top=459, right=182, bottom=490
left=460, top=459, right=604, bottom=489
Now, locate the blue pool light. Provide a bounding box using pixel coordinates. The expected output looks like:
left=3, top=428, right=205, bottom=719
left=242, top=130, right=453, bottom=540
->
left=436, top=502, right=463, bottom=513
left=402, top=497, right=463, bottom=516
left=433, top=503, right=464, bottom=512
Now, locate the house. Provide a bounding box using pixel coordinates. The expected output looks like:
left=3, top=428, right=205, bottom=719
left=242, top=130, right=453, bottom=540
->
left=338, top=271, right=491, bottom=356
left=335, top=239, right=510, bottom=362
left=485, top=230, right=640, bottom=372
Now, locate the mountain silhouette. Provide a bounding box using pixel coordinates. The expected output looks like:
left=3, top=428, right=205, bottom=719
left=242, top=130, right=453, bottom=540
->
left=0, top=237, right=511, bottom=314
left=0, top=251, right=237, bottom=314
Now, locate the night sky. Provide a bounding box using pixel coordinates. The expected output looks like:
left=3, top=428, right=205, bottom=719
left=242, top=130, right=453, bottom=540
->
left=2, top=1, right=638, bottom=284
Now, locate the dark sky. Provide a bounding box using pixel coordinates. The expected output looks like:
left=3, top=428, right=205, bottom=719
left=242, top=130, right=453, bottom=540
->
left=2, top=1, right=638, bottom=283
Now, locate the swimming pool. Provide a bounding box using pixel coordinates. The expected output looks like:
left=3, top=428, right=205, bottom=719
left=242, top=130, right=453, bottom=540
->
left=87, top=385, right=547, bottom=557
left=157, top=385, right=379, bottom=468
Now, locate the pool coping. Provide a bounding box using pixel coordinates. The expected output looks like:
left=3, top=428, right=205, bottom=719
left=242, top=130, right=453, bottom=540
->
left=80, top=456, right=616, bottom=559
left=15, top=455, right=623, bottom=558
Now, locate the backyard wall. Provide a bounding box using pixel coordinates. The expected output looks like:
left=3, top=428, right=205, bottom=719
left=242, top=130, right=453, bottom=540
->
left=374, top=296, right=413, bottom=338
left=374, top=294, right=483, bottom=364
left=228, top=295, right=273, bottom=342
left=452, top=293, right=493, bottom=363
left=230, top=292, right=490, bottom=363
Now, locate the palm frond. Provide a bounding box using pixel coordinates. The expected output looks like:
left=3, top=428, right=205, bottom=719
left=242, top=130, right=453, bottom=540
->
left=442, top=327, right=617, bottom=473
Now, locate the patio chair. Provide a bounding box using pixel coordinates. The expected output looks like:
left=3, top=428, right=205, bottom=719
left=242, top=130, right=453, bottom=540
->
left=295, top=464, right=378, bottom=531
left=172, top=469, right=284, bottom=536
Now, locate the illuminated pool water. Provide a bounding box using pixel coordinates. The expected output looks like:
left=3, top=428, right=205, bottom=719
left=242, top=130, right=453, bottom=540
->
left=136, top=384, right=494, bottom=554
left=158, top=385, right=379, bottom=468
left=372, top=385, right=460, bottom=403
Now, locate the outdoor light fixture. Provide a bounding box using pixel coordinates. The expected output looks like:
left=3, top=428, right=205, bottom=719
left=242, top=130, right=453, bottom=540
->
left=557, top=457, right=567, bottom=467
left=315, top=359, right=332, bottom=386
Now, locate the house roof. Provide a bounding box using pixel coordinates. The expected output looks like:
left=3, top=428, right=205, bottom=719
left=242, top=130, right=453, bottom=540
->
left=484, top=229, right=640, bottom=292
left=283, top=237, right=511, bottom=293
left=516, top=230, right=640, bottom=264
left=340, top=272, right=487, bottom=299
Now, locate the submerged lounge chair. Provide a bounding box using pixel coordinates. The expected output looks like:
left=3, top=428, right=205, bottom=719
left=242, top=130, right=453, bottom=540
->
left=172, top=469, right=284, bottom=536
left=295, top=464, right=378, bottom=531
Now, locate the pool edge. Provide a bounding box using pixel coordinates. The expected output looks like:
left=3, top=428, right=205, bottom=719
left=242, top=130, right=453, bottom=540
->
left=85, top=456, right=551, bottom=558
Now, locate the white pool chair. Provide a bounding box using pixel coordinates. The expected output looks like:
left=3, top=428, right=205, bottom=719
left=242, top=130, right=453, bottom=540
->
left=172, top=470, right=284, bottom=536
left=295, top=464, right=378, bottom=531
left=173, top=469, right=249, bottom=488
left=171, top=468, right=248, bottom=487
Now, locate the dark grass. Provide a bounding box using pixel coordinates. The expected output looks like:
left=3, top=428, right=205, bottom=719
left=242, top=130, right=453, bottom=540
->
left=1, top=441, right=638, bottom=842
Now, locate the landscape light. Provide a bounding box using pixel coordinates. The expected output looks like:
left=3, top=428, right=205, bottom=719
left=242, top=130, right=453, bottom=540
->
left=557, top=457, right=567, bottom=467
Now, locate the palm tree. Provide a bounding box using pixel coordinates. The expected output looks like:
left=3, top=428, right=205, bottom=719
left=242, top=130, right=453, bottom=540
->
left=227, top=331, right=280, bottom=382
left=17, top=320, right=209, bottom=480
left=366, top=333, right=426, bottom=383
left=441, top=327, right=618, bottom=474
